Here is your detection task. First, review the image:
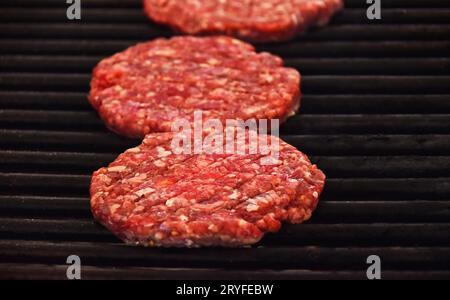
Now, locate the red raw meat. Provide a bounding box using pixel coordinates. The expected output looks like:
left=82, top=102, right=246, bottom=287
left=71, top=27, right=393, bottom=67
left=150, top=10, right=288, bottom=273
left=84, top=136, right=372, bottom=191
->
left=89, top=36, right=301, bottom=138
left=90, top=131, right=325, bottom=247
left=143, top=0, right=344, bottom=42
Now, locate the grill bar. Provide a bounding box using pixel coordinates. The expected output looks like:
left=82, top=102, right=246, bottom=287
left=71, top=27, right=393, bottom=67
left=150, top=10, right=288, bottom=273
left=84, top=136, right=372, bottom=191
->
left=3, top=24, right=450, bottom=41
left=2, top=73, right=450, bottom=94
left=1, top=151, right=450, bottom=179
left=3, top=263, right=449, bottom=280
left=1, top=196, right=449, bottom=223
left=3, top=92, right=450, bottom=114
left=2, top=217, right=450, bottom=246
left=3, top=111, right=450, bottom=135
left=1, top=173, right=449, bottom=201
left=2, top=9, right=450, bottom=24
left=2, top=130, right=450, bottom=156
left=2, top=40, right=449, bottom=58
left=1, top=0, right=450, bottom=8
left=2, top=56, right=450, bottom=75
left=1, top=240, right=449, bottom=270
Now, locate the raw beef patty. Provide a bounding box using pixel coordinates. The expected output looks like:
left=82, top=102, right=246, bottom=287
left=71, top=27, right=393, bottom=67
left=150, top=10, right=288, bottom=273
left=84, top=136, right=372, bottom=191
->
left=89, top=36, right=301, bottom=138
left=90, top=131, right=325, bottom=247
left=143, top=0, right=344, bottom=42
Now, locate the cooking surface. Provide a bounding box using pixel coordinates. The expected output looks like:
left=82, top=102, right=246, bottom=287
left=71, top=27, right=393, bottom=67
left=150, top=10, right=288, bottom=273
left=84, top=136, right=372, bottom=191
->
left=1, top=0, right=450, bottom=279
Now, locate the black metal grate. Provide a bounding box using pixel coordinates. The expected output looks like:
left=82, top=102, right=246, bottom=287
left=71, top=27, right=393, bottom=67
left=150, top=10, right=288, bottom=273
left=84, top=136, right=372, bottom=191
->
left=1, top=0, right=450, bottom=280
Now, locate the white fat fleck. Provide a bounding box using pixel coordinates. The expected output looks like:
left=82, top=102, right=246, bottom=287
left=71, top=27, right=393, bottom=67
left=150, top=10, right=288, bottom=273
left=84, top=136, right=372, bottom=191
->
left=154, top=160, right=166, bottom=167
left=91, top=192, right=103, bottom=204
left=135, top=187, right=155, bottom=197
left=157, top=146, right=172, bottom=158
left=313, top=192, right=319, bottom=198
left=128, top=173, right=147, bottom=183
left=260, top=73, right=274, bottom=83
left=154, top=48, right=176, bottom=56
left=241, top=106, right=262, bottom=115
left=246, top=204, right=259, bottom=212
left=208, top=224, right=218, bottom=232
left=247, top=199, right=258, bottom=205
left=251, top=163, right=260, bottom=170
left=215, top=78, right=228, bottom=85
left=207, top=58, right=220, bottom=65
left=134, top=205, right=145, bottom=212
left=185, top=239, right=194, bottom=247
left=126, top=147, right=141, bottom=153
left=259, top=198, right=269, bottom=205
left=261, top=156, right=281, bottom=166
left=154, top=232, right=164, bottom=240
left=228, top=190, right=240, bottom=200
left=110, top=204, right=120, bottom=214
left=165, top=199, right=175, bottom=207
left=100, top=175, right=112, bottom=184
left=238, top=219, right=248, bottom=227
left=179, top=215, right=189, bottom=222
left=108, top=166, right=127, bottom=172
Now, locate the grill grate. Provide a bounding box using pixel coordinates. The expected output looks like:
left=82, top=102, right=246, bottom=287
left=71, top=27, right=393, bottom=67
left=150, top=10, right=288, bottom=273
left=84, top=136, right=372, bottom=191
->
left=1, top=0, right=450, bottom=280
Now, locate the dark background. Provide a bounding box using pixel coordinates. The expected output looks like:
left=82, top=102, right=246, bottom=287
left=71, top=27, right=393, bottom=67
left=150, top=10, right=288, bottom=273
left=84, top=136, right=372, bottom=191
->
left=0, top=0, right=449, bottom=280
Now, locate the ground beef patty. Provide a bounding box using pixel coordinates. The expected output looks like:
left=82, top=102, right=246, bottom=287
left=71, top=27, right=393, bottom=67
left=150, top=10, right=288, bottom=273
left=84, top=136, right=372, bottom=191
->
left=89, top=36, right=300, bottom=139
left=90, top=131, right=325, bottom=247
left=143, top=0, right=344, bottom=43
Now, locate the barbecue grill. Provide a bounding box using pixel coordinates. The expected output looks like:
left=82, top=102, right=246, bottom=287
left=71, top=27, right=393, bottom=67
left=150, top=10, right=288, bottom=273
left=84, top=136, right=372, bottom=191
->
left=0, top=0, right=450, bottom=280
